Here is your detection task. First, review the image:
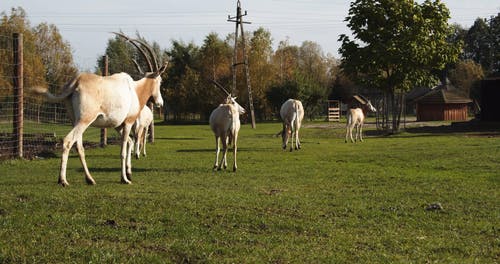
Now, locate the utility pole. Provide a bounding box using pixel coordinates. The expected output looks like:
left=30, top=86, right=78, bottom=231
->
left=228, top=0, right=256, bottom=128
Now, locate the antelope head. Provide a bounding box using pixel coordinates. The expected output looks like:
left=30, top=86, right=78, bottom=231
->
left=112, top=32, right=168, bottom=107
left=366, top=100, right=377, bottom=112
left=226, top=94, right=246, bottom=115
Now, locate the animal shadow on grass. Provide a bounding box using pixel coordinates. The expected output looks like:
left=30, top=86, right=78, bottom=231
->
left=77, top=167, right=153, bottom=173
left=156, top=137, right=203, bottom=141
left=176, top=147, right=273, bottom=153
left=397, top=121, right=500, bottom=138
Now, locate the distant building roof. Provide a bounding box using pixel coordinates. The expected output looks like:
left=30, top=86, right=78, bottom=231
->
left=411, top=84, right=472, bottom=104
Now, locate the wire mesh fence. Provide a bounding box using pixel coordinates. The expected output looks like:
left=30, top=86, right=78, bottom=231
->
left=0, top=33, right=117, bottom=160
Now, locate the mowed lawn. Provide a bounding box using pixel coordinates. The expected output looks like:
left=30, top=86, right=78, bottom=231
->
left=0, top=121, right=498, bottom=263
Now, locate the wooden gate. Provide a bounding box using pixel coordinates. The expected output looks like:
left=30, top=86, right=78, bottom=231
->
left=328, top=100, right=340, bottom=122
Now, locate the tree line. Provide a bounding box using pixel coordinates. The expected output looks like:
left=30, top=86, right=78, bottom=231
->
left=98, top=29, right=338, bottom=122
left=1, top=4, right=499, bottom=127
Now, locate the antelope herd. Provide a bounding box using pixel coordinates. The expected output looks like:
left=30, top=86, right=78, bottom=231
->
left=32, top=33, right=379, bottom=185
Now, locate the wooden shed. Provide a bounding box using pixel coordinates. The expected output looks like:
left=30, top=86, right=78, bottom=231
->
left=412, top=84, right=472, bottom=121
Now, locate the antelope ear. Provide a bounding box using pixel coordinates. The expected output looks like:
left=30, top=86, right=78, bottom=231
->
left=159, top=62, right=168, bottom=74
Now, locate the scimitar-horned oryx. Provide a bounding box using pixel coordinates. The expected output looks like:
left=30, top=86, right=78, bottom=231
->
left=277, top=99, right=304, bottom=151
left=345, top=98, right=377, bottom=143
left=32, top=33, right=166, bottom=186
left=132, top=105, right=154, bottom=159
left=209, top=81, right=246, bottom=172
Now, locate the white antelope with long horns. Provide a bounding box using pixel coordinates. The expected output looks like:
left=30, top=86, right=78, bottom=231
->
left=32, top=33, right=166, bottom=186
left=132, top=105, right=154, bottom=159
left=345, top=99, right=377, bottom=143
left=277, top=99, right=304, bottom=151
left=209, top=81, right=246, bottom=171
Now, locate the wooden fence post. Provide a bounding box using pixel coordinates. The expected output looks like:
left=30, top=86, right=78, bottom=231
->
left=12, top=33, right=23, bottom=158
left=100, top=55, right=108, bottom=147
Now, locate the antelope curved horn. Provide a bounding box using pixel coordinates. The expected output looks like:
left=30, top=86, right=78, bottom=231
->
left=211, top=79, right=231, bottom=96
left=131, top=59, right=144, bottom=74
left=111, top=32, right=154, bottom=73
left=131, top=38, right=159, bottom=73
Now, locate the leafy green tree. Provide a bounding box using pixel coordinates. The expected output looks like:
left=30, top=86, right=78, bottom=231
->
left=249, top=27, right=276, bottom=120
left=33, top=22, right=78, bottom=90
left=298, top=41, right=328, bottom=86
left=266, top=79, right=303, bottom=117
left=339, top=0, right=461, bottom=132
left=464, top=18, right=492, bottom=73
left=273, top=39, right=299, bottom=83
left=97, top=34, right=136, bottom=77
left=448, top=23, right=468, bottom=60
left=32, top=22, right=77, bottom=122
left=448, top=60, right=484, bottom=102
left=489, top=13, right=500, bottom=75
left=164, top=40, right=200, bottom=121
left=329, top=72, right=359, bottom=100
left=198, top=32, right=233, bottom=119
left=0, top=7, right=46, bottom=96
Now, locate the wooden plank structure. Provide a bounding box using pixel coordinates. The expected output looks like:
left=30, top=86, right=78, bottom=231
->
left=411, top=84, right=472, bottom=121
left=328, top=100, right=340, bottom=121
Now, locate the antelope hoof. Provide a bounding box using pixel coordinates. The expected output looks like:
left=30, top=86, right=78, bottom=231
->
left=59, top=180, right=69, bottom=187
left=85, top=178, right=96, bottom=185
left=233, top=167, right=237, bottom=172
left=121, top=178, right=132, bottom=184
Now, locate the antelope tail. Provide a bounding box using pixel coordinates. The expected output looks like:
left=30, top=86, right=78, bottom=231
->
left=294, top=103, right=300, bottom=132
left=30, top=77, right=77, bottom=103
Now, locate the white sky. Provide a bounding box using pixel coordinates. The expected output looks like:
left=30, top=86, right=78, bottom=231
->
left=1, top=0, right=498, bottom=71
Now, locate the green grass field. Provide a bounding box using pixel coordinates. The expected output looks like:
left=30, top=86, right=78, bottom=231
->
left=0, top=121, right=498, bottom=263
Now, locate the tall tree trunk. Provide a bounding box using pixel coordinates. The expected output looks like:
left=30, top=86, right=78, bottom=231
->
left=389, top=92, right=405, bottom=133
left=385, top=91, right=391, bottom=132
left=391, top=91, right=398, bottom=133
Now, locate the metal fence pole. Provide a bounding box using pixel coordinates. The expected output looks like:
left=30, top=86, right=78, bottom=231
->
left=12, top=33, right=23, bottom=158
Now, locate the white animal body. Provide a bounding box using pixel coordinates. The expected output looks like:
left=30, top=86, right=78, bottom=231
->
left=345, top=100, right=377, bottom=143
left=209, top=95, right=246, bottom=171
left=132, top=106, right=154, bottom=159
left=278, top=99, right=304, bottom=151
left=33, top=66, right=166, bottom=186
